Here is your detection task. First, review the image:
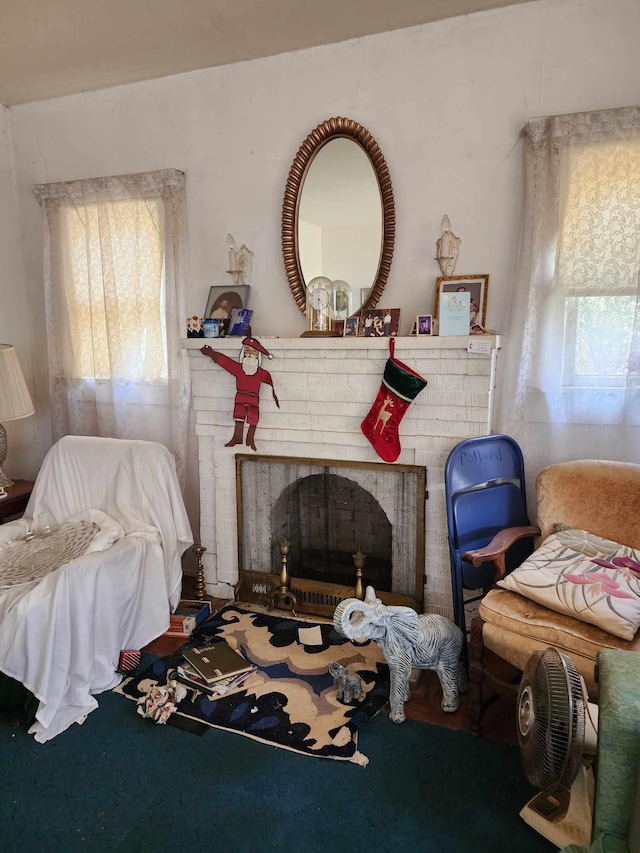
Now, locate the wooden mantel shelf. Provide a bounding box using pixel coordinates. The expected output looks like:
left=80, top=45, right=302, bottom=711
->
left=182, top=334, right=502, bottom=352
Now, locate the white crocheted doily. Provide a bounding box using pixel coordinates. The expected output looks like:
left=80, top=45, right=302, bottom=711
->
left=0, top=520, right=98, bottom=587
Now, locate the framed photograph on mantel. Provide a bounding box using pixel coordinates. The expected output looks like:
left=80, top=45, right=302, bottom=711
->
left=228, top=308, right=253, bottom=337
left=434, top=275, right=489, bottom=334
left=204, top=285, right=250, bottom=321
left=417, top=314, right=433, bottom=336
left=358, top=308, right=401, bottom=338
left=343, top=316, right=359, bottom=337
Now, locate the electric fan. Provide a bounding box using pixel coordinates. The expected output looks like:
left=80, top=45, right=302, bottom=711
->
left=517, top=648, right=599, bottom=849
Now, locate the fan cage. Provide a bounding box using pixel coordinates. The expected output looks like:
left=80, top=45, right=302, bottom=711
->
left=518, top=648, right=586, bottom=793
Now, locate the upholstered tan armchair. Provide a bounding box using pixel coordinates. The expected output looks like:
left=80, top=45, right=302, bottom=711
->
left=466, top=459, right=640, bottom=736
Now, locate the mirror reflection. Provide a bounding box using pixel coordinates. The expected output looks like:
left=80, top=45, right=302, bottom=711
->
left=298, top=139, right=382, bottom=317
left=282, top=117, right=394, bottom=317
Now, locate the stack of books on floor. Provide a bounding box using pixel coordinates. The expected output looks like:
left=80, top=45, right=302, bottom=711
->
left=173, top=639, right=257, bottom=697
left=164, top=599, right=213, bottom=637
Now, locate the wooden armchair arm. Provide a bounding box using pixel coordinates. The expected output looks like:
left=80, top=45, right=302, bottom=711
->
left=462, top=525, right=540, bottom=581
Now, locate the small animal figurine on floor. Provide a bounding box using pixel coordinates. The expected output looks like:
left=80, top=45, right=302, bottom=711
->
left=333, top=586, right=468, bottom=723
left=329, top=661, right=365, bottom=705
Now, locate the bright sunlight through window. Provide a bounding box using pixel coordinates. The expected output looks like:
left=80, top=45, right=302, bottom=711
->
left=59, top=197, right=168, bottom=383
left=558, top=140, right=640, bottom=387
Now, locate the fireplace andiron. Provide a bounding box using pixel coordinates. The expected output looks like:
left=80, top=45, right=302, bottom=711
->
left=352, top=549, right=366, bottom=600
left=269, top=537, right=298, bottom=616
left=192, top=544, right=207, bottom=600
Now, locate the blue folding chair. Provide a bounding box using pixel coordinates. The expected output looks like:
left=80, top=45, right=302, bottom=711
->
left=445, top=434, right=535, bottom=636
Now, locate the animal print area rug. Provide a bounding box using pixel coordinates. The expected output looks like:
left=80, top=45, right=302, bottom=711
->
left=116, top=606, right=390, bottom=765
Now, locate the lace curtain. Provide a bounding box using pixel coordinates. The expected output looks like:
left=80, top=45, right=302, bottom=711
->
left=33, top=170, right=190, bottom=489
left=498, top=106, right=640, bottom=501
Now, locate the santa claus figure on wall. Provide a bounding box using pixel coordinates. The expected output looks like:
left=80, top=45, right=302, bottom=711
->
left=200, top=337, right=279, bottom=451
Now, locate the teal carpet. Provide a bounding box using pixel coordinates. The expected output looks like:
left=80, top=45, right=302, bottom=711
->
left=0, top=683, right=554, bottom=853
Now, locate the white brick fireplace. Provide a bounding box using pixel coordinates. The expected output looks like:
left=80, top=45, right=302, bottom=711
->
left=184, top=334, right=502, bottom=619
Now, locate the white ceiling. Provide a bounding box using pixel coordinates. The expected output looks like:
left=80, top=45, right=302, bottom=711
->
left=0, top=0, right=538, bottom=107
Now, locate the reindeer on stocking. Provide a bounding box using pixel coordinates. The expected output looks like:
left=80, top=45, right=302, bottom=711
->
left=361, top=339, right=427, bottom=463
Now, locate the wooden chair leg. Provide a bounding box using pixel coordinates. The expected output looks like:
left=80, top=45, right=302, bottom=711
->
left=468, top=616, right=485, bottom=738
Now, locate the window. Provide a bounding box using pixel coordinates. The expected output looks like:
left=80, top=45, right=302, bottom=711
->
left=557, top=140, right=640, bottom=388
left=563, top=294, right=635, bottom=386
left=57, top=196, right=167, bottom=383
left=499, top=107, right=640, bottom=475
left=33, top=169, right=189, bottom=486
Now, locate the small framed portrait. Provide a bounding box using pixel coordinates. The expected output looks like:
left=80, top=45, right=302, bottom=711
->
left=434, top=275, right=489, bottom=334
left=343, top=316, right=359, bottom=337
left=228, top=308, right=253, bottom=337
left=417, top=314, right=433, bottom=336
left=204, top=285, right=251, bottom=322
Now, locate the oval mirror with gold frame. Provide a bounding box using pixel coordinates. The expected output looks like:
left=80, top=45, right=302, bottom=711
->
left=282, top=117, right=395, bottom=317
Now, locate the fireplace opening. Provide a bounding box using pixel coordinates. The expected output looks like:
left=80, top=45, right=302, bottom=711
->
left=271, top=473, right=392, bottom=591
left=236, top=454, right=425, bottom=616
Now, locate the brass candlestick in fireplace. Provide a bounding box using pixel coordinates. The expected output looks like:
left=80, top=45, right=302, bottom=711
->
left=192, top=544, right=207, bottom=600
left=269, top=537, right=298, bottom=616
left=352, top=549, right=367, bottom=600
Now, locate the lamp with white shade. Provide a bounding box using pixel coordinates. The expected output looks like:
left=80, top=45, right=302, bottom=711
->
left=0, top=344, right=35, bottom=488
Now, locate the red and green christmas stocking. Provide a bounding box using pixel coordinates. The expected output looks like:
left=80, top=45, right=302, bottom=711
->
left=361, top=338, right=427, bottom=463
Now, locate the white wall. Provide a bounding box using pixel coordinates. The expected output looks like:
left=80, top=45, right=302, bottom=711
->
left=0, top=107, right=39, bottom=480
left=4, top=0, right=640, bottom=482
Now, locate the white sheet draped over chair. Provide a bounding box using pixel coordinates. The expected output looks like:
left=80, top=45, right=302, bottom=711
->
left=0, top=436, right=193, bottom=742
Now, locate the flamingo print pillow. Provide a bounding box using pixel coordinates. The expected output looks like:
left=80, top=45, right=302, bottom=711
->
left=497, top=528, right=640, bottom=641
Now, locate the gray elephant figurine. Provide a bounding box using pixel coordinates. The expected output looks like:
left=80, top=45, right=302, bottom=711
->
left=333, top=586, right=468, bottom=723
left=329, top=661, right=365, bottom=704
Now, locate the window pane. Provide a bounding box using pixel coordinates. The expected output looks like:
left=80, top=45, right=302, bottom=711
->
left=558, top=141, right=640, bottom=295
left=572, top=295, right=634, bottom=378
left=59, top=197, right=167, bottom=383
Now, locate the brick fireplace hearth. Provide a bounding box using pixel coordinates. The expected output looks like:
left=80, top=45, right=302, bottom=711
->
left=184, top=334, right=502, bottom=620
